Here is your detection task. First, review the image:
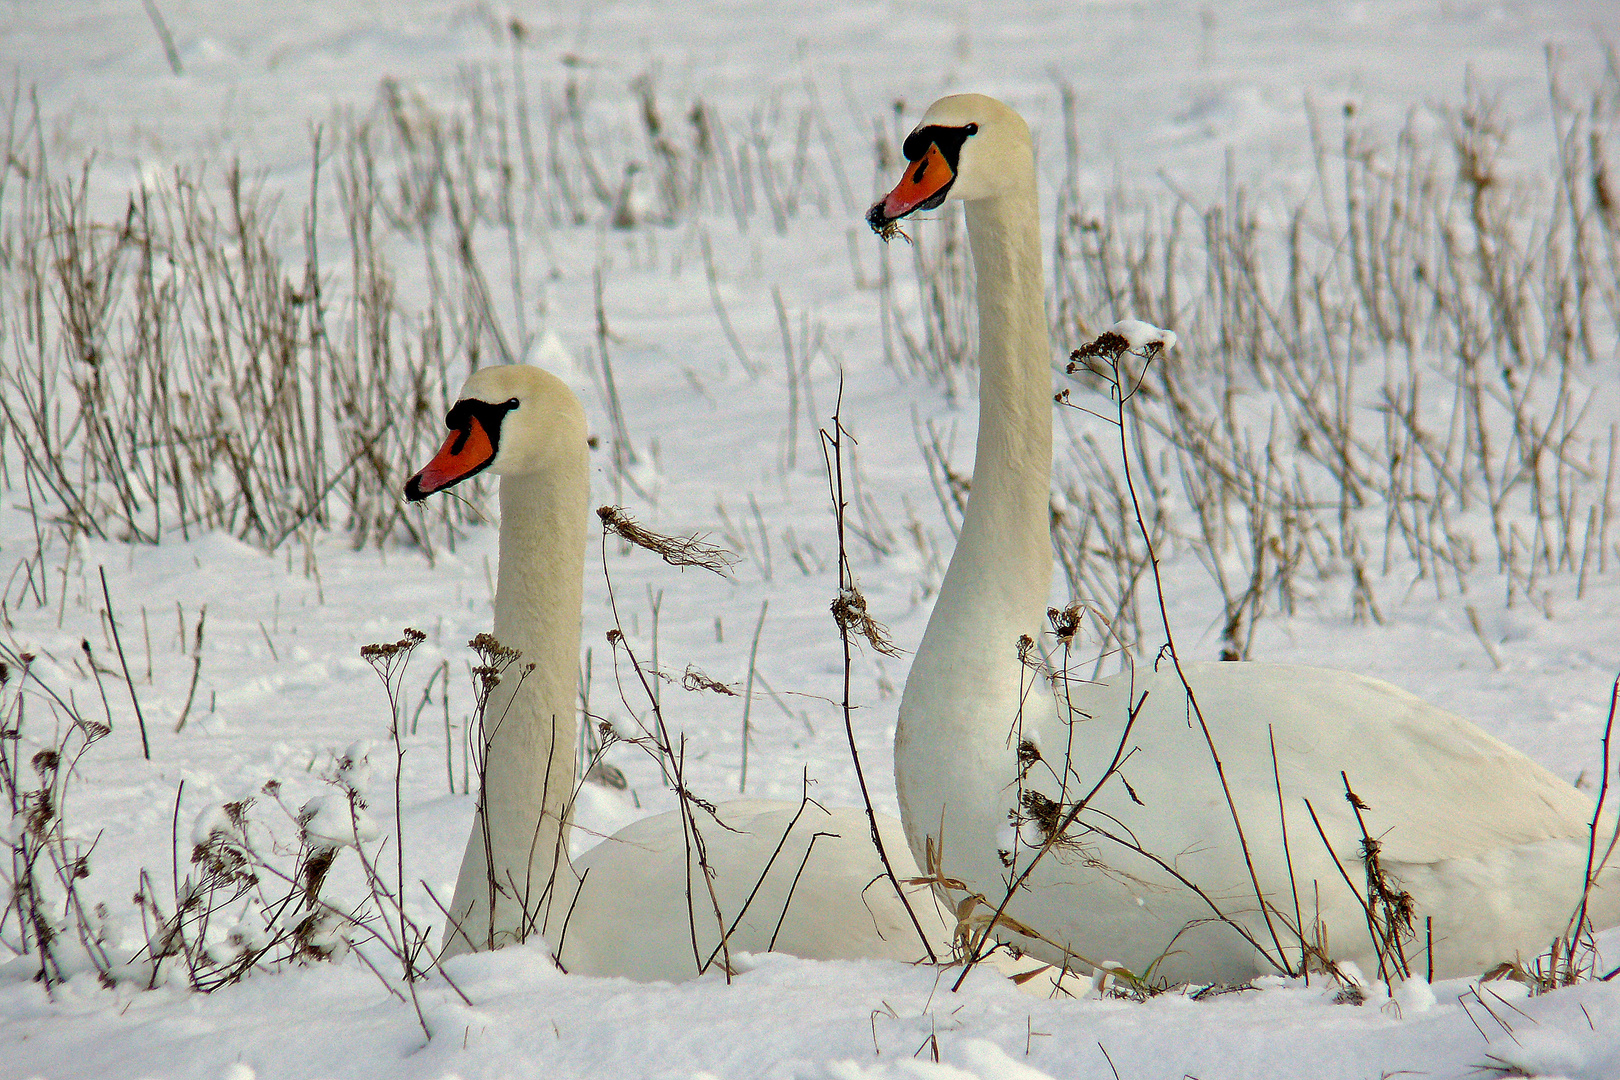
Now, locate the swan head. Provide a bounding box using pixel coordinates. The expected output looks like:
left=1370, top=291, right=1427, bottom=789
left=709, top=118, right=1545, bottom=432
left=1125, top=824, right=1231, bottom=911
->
left=866, top=94, right=1032, bottom=231
left=405, top=364, right=587, bottom=500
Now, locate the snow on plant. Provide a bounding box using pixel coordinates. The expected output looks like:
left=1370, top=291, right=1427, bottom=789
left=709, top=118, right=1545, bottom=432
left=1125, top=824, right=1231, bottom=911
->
left=132, top=750, right=387, bottom=993
left=0, top=622, right=453, bottom=1013
left=0, top=651, right=117, bottom=993
left=0, top=641, right=366, bottom=996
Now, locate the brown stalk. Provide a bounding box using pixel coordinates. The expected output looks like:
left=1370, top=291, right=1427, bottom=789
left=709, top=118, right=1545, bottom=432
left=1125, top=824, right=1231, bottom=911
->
left=1062, top=336, right=1296, bottom=975
left=820, top=382, right=938, bottom=963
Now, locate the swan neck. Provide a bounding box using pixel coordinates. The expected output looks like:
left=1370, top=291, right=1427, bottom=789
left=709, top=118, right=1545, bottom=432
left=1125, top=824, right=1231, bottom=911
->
left=445, top=464, right=588, bottom=950
left=972, top=193, right=1050, bottom=463
left=949, top=188, right=1053, bottom=632
left=488, top=470, right=587, bottom=853
left=897, top=180, right=1054, bottom=812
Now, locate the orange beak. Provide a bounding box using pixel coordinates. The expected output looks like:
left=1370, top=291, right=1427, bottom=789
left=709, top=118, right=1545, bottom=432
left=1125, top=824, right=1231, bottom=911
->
left=867, top=142, right=955, bottom=230
left=405, top=416, right=497, bottom=501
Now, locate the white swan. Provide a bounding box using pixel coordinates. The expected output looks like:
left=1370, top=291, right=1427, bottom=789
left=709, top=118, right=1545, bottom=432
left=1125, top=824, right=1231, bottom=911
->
left=406, top=364, right=948, bottom=981
left=870, top=94, right=1617, bottom=984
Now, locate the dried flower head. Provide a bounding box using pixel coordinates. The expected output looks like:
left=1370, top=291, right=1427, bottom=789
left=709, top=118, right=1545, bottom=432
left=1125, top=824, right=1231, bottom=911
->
left=468, top=633, right=519, bottom=663
left=360, top=628, right=426, bottom=667
left=1019, top=789, right=1064, bottom=840
left=1069, top=332, right=1131, bottom=370
left=78, top=720, right=112, bottom=744
left=1047, top=603, right=1082, bottom=646
left=870, top=218, right=911, bottom=244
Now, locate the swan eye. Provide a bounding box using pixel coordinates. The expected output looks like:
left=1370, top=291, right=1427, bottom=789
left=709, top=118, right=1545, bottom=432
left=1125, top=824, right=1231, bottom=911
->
left=904, top=124, right=974, bottom=170
left=443, top=396, right=522, bottom=452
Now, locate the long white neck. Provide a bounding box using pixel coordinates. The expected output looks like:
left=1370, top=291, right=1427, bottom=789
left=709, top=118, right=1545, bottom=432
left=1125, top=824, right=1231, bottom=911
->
left=444, top=465, right=588, bottom=953
left=896, top=179, right=1053, bottom=848
left=952, top=190, right=1054, bottom=632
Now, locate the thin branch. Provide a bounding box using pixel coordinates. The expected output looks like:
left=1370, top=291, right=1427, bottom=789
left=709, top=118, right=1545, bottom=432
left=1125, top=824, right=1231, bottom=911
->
left=821, top=379, right=939, bottom=963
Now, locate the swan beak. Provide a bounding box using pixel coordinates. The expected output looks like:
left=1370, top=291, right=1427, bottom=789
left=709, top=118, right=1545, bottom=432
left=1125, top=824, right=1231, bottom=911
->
left=405, top=417, right=497, bottom=501
left=866, top=142, right=955, bottom=231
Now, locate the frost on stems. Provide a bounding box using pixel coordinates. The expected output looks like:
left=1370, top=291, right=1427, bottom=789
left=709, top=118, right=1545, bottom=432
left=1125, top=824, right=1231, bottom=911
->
left=134, top=769, right=365, bottom=993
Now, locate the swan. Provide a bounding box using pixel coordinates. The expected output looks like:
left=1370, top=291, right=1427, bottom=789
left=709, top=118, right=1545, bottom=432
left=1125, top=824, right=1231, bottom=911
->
left=405, top=364, right=948, bottom=981
left=869, top=93, right=1617, bottom=984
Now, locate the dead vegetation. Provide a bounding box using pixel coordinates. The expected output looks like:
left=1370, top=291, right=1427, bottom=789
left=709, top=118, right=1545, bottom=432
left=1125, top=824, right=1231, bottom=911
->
left=0, top=630, right=466, bottom=1031
left=889, top=65, right=1620, bottom=660
left=0, top=35, right=861, bottom=601
left=0, top=26, right=1615, bottom=1024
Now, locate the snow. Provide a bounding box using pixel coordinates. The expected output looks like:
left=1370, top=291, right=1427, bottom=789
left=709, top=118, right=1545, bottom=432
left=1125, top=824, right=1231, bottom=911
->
left=1104, top=319, right=1177, bottom=355
left=299, top=793, right=382, bottom=850
left=2, top=1, right=1620, bottom=1078
left=6, top=953, right=1619, bottom=1079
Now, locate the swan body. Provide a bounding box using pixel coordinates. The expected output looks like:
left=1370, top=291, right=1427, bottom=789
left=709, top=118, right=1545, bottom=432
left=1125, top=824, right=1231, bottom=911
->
left=407, top=365, right=947, bottom=980
left=872, top=94, right=1617, bottom=984
left=562, top=799, right=933, bottom=981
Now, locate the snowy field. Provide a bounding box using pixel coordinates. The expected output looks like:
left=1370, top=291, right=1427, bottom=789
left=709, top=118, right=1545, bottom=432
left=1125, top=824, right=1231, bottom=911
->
left=3, top=1, right=1620, bottom=1077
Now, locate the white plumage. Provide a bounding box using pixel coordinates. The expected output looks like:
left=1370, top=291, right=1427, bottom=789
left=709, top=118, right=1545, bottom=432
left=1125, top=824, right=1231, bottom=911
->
left=871, top=93, right=1617, bottom=984
left=409, top=364, right=948, bottom=980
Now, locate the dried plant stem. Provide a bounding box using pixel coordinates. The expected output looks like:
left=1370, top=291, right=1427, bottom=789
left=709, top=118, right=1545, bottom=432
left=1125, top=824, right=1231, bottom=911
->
left=1561, top=672, right=1620, bottom=982
left=173, top=606, right=206, bottom=733
left=598, top=530, right=732, bottom=980
left=1301, top=797, right=1399, bottom=977
left=598, top=506, right=737, bottom=574
left=1096, top=339, right=1293, bottom=971
left=137, top=0, right=182, bottom=75
left=820, top=383, right=938, bottom=964
left=98, top=567, right=151, bottom=759
left=738, top=600, right=766, bottom=794
left=699, top=773, right=819, bottom=970
left=951, top=688, right=1170, bottom=991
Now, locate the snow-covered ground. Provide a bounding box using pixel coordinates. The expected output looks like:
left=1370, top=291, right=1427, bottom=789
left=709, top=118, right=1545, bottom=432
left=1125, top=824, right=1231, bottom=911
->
left=3, top=2, right=1620, bottom=1077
